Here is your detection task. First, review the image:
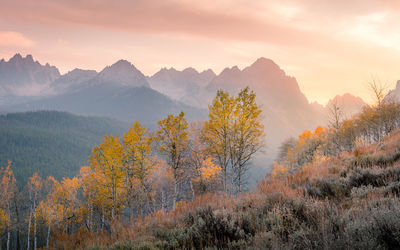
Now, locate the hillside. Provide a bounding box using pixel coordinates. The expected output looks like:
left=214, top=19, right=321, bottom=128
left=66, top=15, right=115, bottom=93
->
left=58, top=127, right=400, bottom=249
left=0, top=111, right=128, bottom=184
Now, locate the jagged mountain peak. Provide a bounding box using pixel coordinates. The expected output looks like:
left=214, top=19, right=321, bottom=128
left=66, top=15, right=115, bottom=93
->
left=0, top=53, right=60, bottom=96
left=9, top=53, right=23, bottom=62
left=96, top=59, right=149, bottom=87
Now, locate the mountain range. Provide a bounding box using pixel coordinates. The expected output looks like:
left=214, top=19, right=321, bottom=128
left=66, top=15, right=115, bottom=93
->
left=0, top=53, right=369, bottom=181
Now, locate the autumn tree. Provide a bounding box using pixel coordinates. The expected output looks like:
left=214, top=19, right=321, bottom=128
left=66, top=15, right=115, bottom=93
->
left=89, top=134, right=124, bottom=220
left=203, top=87, right=265, bottom=194
left=122, top=121, right=155, bottom=216
left=0, top=161, right=16, bottom=250
left=231, top=87, right=264, bottom=193
left=156, top=112, right=188, bottom=210
left=26, top=173, right=43, bottom=250
left=202, top=90, right=235, bottom=193
left=277, top=126, right=328, bottom=172
left=80, top=166, right=108, bottom=230
left=187, top=122, right=222, bottom=196
left=34, top=174, right=82, bottom=250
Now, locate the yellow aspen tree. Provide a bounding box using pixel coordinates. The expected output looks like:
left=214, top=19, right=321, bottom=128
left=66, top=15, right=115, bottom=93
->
left=231, top=87, right=265, bottom=193
left=156, top=112, right=188, bottom=210
left=0, top=161, right=16, bottom=250
left=123, top=121, right=155, bottom=216
left=79, top=166, right=98, bottom=231
left=89, top=135, right=124, bottom=220
left=202, top=90, right=235, bottom=193
left=36, top=176, right=58, bottom=250
left=26, top=173, right=42, bottom=250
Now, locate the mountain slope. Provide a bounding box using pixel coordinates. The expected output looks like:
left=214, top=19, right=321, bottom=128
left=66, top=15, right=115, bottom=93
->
left=51, top=68, right=97, bottom=93
left=11, top=84, right=206, bottom=126
left=0, top=111, right=128, bottom=184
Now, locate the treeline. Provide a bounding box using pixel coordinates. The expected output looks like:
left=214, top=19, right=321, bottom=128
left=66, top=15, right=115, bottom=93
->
left=276, top=83, right=400, bottom=173
left=0, top=87, right=264, bottom=249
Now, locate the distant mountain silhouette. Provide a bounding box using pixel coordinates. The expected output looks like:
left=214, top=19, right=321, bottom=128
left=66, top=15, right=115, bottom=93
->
left=3, top=55, right=206, bottom=126
left=326, top=93, right=366, bottom=119
left=0, top=54, right=60, bottom=97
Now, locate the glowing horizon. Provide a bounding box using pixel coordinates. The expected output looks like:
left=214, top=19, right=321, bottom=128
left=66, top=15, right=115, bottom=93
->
left=0, top=0, right=399, bottom=105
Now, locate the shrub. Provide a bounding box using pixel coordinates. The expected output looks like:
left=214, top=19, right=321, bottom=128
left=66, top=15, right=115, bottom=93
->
left=152, top=206, right=255, bottom=249
left=348, top=167, right=400, bottom=188
left=304, top=178, right=349, bottom=200
left=108, top=240, right=166, bottom=250
left=343, top=199, right=400, bottom=249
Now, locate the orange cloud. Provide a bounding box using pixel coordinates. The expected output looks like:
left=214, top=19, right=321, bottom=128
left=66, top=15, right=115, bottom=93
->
left=0, top=31, right=34, bottom=47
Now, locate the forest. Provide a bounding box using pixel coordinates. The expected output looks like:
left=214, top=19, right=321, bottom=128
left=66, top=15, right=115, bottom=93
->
left=0, top=111, right=127, bottom=185
left=2, top=84, right=400, bottom=249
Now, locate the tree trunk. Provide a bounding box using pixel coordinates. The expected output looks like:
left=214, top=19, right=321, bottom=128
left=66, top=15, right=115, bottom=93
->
left=33, top=202, right=37, bottom=250
left=238, top=165, right=242, bottom=194
left=112, top=173, right=116, bottom=220
left=223, top=166, right=227, bottom=194
left=89, top=204, right=93, bottom=231
left=14, top=196, right=20, bottom=250
left=27, top=205, right=32, bottom=250
left=172, top=170, right=178, bottom=210
left=101, top=206, right=105, bottom=230
left=190, top=180, right=195, bottom=199
left=161, top=190, right=166, bottom=214
left=46, top=211, right=51, bottom=250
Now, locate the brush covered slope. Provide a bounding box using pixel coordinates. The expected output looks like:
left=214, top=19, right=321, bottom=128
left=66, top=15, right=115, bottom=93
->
left=50, top=128, right=400, bottom=249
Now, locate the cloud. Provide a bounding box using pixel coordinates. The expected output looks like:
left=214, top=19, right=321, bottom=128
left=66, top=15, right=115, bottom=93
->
left=0, top=31, right=34, bottom=47
left=0, top=0, right=344, bottom=48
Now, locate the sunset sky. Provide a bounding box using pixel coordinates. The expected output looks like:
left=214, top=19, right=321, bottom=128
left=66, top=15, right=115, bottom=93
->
left=0, top=0, right=399, bottom=104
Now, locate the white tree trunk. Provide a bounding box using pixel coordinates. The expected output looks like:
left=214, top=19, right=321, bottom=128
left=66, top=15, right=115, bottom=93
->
left=172, top=175, right=178, bottom=210
left=46, top=211, right=51, bottom=249
left=27, top=205, right=32, bottom=250
left=33, top=201, right=37, bottom=250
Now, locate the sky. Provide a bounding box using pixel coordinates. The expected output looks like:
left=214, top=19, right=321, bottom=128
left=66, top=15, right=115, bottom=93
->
left=0, top=0, right=399, bottom=105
